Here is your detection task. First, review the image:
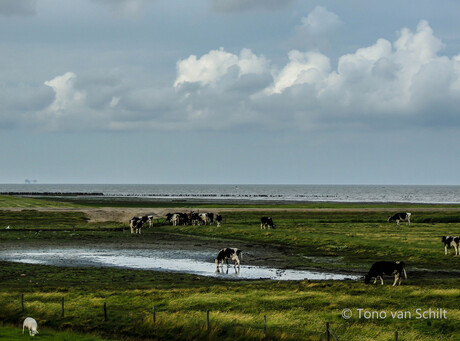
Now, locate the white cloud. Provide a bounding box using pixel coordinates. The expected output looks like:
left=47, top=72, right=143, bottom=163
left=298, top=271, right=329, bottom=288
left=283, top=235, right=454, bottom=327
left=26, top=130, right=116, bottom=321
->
left=110, top=96, right=120, bottom=108
left=43, top=72, right=86, bottom=116
left=299, top=6, right=341, bottom=35
left=4, top=21, right=460, bottom=133
left=268, top=50, right=331, bottom=94
left=174, top=48, right=268, bottom=87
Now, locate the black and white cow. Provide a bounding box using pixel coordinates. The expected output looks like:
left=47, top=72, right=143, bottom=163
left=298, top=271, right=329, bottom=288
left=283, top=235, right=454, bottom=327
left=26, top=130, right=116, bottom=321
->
left=190, top=212, right=203, bottom=226
left=199, top=213, right=213, bottom=225
left=260, top=216, right=275, bottom=229
left=364, top=261, right=407, bottom=286
left=215, top=214, right=223, bottom=227
left=388, top=212, right=411, bottom=225
left=140, top=215, right=154, bottom=228
left=129, top=217, right=143, bottom=234
left=442, top=236, right=460, bottom=256
left=215, top=248, right=242, bottom=271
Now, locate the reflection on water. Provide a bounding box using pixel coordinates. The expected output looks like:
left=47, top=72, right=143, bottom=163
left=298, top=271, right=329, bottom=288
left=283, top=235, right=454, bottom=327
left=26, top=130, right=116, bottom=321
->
left=0, top=248, right=358, bottom=281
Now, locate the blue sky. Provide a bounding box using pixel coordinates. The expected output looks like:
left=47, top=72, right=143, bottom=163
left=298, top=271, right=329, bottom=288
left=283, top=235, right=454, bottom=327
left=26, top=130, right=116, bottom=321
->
left=1, top=0, right=460, bottom=184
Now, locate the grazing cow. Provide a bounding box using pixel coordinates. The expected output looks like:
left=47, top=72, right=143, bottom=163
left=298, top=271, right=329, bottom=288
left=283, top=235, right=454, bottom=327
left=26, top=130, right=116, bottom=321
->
left=364, top=261, right=407, bottom=286
left=388, top=212, right=411, bottom=225
left=140, top=215, right=154, bottom=228
left=215, top=214, right=223, bottom=227
left=442, top=236, right=460, bottom=256
left=215, top=248, right=242, bottom=270
left=190, top=212, right=203, bottom=226
left=165, top=213, right=174, bottom=223
left=260, top=216, right=275, bottom=229
left=23, top=317, right=39, bottom=336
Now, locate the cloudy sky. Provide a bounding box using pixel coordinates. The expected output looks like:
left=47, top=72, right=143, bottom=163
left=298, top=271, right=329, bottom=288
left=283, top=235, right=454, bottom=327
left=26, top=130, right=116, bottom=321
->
left=1, top=0, right=460, bottom=184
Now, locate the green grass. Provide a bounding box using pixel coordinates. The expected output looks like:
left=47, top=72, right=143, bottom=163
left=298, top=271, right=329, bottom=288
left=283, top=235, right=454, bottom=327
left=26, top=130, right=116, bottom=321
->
left=0, top=262, right=458, bottom=341
left=153, top=210, right=460, bottom=272
left=0, top=196, right=459, bottom=340
left=0, top=325, right=112, bottom=340
left=0, top=195, right=85, bottom=209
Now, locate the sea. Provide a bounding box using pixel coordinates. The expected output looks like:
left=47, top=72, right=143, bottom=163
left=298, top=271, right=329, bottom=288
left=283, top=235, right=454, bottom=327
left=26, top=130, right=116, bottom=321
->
left=1, top=184, right=460, bottom=204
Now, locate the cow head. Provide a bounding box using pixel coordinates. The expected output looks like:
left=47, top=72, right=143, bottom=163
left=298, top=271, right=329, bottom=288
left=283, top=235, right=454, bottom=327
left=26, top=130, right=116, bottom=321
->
left=442, top=236, right=447, bottom=243
left=364, top=274, right=372, bottom=284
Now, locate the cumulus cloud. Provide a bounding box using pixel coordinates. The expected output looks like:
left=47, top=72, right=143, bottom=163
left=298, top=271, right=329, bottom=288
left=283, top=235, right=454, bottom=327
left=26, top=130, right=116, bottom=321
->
left=174, top=48, right=269, bottom=87
left=4, top=20, right=460, bottom=133
left=173, top=20, right=460, bottom=131
left=0, top=0, right=36, bottom=16
left=211, top=0, right=294, bottom=12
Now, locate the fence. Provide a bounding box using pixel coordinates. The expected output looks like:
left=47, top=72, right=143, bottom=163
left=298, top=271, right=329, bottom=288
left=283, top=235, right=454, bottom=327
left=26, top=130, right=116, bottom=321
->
left=10, top=294, right=404, bottom=340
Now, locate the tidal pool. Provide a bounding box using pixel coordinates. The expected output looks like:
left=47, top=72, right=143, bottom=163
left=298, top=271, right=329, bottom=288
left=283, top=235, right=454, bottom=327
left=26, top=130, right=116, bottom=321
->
left=0, top=248, right=359, bottom=281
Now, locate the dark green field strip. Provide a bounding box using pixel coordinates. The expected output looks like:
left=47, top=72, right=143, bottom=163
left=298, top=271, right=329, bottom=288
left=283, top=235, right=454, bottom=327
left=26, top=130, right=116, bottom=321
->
left=0, top=261, right=458, bottom=341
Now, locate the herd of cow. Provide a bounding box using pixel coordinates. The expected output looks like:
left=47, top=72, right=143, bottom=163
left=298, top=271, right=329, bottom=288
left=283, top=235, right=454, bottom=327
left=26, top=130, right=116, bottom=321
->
left=128, top=211, right=459, bottom=286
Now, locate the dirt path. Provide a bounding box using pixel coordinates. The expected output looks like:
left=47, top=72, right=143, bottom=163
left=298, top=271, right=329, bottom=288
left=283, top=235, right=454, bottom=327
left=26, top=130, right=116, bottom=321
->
left=3, top=206, right=460, bottom=223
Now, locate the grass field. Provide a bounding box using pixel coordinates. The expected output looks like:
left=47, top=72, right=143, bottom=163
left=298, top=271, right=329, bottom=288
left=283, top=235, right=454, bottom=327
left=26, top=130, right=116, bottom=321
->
left=0, top=195, right=459, bottom=340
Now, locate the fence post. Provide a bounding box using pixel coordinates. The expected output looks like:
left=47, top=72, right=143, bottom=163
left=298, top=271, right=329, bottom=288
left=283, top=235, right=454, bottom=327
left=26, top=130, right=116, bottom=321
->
left=61, top=297, right=65, bottom=317
left=153, top=305, right=156, bottom=324
left=264, top=315, right=267, bottom=338
left=395, top=330, right=398, bottom=341
left=21, top=294, right=24, bottom=312
left=103, top=302, right=107, bottom=321
left=206, top=310, right=210, bottom=331
left=326, top=322, right=330, bottom=341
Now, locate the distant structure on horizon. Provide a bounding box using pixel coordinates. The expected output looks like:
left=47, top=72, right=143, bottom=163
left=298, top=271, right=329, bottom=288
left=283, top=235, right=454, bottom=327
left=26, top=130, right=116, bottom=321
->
left=25, top=179, right=38, bottom=184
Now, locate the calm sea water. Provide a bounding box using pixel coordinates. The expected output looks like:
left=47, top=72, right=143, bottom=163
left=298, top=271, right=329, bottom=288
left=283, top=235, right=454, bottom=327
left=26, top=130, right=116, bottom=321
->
left=1, top=184, right=460, bottom=204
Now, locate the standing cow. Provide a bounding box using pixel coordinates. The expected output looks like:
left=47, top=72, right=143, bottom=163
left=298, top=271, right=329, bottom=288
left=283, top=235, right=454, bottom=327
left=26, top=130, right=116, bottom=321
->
left=260, top=216, right=275, bottom=229
left=388, top=212, right=411, bottom=225
left=215, top=248, right=242, bottom=271
left=442, top=236, right=460, bottom=256
left=129, top=217, right=143, bottom=234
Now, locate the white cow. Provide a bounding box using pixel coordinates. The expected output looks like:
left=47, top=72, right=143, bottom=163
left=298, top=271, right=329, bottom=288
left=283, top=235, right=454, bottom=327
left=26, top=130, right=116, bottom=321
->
left=23, top=317, right=39, bottom=336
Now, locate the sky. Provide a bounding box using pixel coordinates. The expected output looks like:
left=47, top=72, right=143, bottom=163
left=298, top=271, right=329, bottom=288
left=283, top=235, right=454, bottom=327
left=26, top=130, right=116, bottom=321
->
left=1, top=0, right=460, bottom=185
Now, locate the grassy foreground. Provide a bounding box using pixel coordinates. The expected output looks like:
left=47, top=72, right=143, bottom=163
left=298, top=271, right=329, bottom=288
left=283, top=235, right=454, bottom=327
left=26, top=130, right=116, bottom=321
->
left=0, top=195, right=459, bottom=340
left=0, top=261, right=458, bottom=341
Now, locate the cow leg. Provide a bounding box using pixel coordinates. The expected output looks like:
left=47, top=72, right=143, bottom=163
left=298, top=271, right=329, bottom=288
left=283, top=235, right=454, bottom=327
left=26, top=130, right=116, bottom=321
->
left=373, top=277, right=377, bottom=284
left=445, top=246, right=448, bottom=255
left=454, top=245, right=459, bottom=256
left=396, top=219, right=400, bottom=225
left=380, top=276, right=384, bottom=285
left=393, top=274, right=400, bottom=286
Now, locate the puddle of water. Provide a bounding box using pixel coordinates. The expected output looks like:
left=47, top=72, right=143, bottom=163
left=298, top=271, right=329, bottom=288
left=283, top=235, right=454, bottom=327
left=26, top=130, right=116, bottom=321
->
left=0, top=248, right=358, bottom=281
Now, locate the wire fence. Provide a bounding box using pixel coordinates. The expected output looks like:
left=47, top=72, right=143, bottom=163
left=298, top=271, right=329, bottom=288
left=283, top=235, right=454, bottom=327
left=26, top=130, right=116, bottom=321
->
left=0, top=294, right=408, bottom=340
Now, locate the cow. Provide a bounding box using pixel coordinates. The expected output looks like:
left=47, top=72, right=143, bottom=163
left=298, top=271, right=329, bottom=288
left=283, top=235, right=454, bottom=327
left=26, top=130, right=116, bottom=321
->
left=215, top=214, right=223, bottom=227
left=140, top=215, right=154, bottom=228
left=199, top=213, right=212, bottom=225
left=442, top=236, right=460, bottom=256
left=215, top=247, right=242, bottom=271
left=129, top=217, right=143, bottom=234
left=190, top=212, right=203, bottom=226
left=171, top=213, right=181, bottom=226
left=23, top=317, right=39, bottom=336
left=388, top=212, right=411, bottom=225
left=364, top=261, right=407, bottom=286
left=260, top=216, right=275, bottom=229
